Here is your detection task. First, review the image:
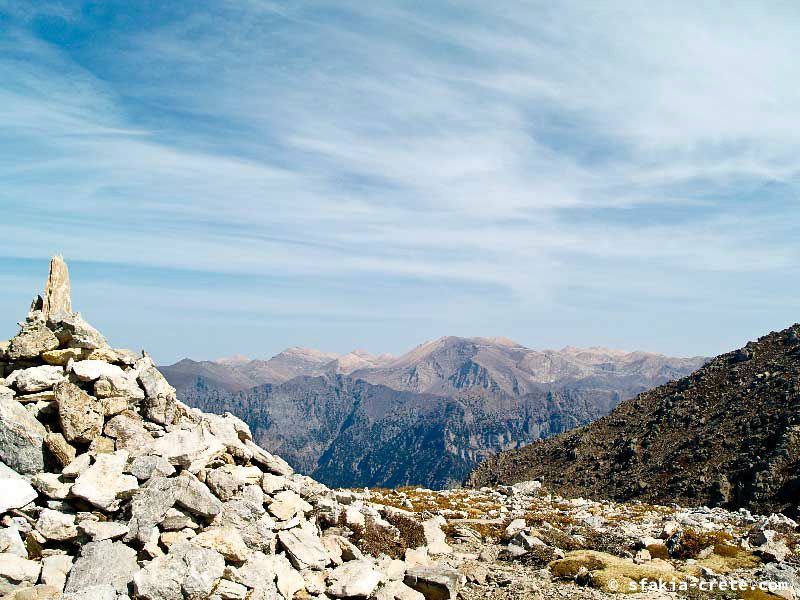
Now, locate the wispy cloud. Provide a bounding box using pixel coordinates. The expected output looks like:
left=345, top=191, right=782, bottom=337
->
left=0, top=1, right=798, bottom=361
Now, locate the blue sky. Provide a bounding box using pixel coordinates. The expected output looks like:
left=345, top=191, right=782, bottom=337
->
left=1, top=1, right=798, bottom=364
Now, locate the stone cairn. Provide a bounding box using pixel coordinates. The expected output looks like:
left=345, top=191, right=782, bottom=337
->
left=0, top=258, right=461, bottom=600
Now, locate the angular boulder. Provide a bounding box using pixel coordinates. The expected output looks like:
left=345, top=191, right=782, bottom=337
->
left=0, top=395, right=47, bottom=474
left=55, top=382, right=104, bottom=444
left=64, top=540, right=139, bottom=594
left=7, top=323, right=59, bottom=361
left=150, top=425, right=225, bottom=473
left=327, top=560, right=383, bottom=598
left=71, top=450, right=138, bottom=511
left=133, top=542, right=225, bottom=600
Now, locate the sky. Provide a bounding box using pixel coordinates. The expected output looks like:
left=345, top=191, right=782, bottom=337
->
left=1, top=1, right=798, bottom=365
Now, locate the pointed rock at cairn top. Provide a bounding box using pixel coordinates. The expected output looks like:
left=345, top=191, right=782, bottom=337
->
left=43, top=255, right=72, bottom=318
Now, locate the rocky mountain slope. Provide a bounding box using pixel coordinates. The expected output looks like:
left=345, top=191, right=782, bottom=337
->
left=165, top=339, right=705, bottom=489
left=468, top=324, right=800, bottom=516
left=2, top=258, right=799, bottom=600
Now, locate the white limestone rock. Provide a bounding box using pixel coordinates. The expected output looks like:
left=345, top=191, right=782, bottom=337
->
left=71, top=450, right=138, bottom=511
left=8, top=365, right=65, bottom=393
left=69, top=360, right=126, bottom=382
left=0, top=461, right=38, bottom=512
left=327, top=560, right=383, bottom=598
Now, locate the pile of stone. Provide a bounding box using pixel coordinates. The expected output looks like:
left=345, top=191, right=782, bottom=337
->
left=0, top=258, right=462, bottom=600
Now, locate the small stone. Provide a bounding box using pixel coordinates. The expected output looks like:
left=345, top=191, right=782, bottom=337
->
left=375, top=580, right=426, bottom=600
left=0, top=526, right=27, bottom=557
left=421, top=516, right=452, bottom=556
left=128, top=455, right=175, bottom=481
left=100, top=396, right=129, bottom=416
left=36, top=509, right=78, bottom=541
left=94, top=374, right=144, bottom=403
left=160, top=508, right=198, bottom=532
left=16, top=389, right=57, bottom=404
left=278, top=526, right=330, bottom=570
left=126, top=476, right=178, bottom=544
left=262, top=473, right=288, bottom=495
left=88, top=435, right=116, bottom=455
left=41, top=553, right=73, bottom=591
left=0, top=461, right=38, bottom=512
left=133, top=542, right=225, bottom=600
left=404, top=566, right=462, bottom=600
left=193, top=526, right=250, bottom=562
left=55, top=382, right=104, bottom=444
left=246, top=440, right=294, bottom=476
left=103, top=412, right=153, bottom=453
left=56, top=584, right=117, bottom=600
left=69, top=360, right=126, bottom=383
left=31, top=473, right=72, bottom=500
left=150, top=425, right=226, bottom=473
left=268, top=490, right=312, bottom=521
left=174, top=471, right=223, bottom=518
left=41, top=348, right=90, bottom=366
left=216, top=578, right=249, bottom=600
left=61, top=453, right=92, bottom=479
left=327, top=560, right=383, bottom=598
left=0, top=553, right=41, bottom=586
left=44, top=433, right=76, bottom=468
left=78, top=520, right=129, bottom=541
left=49, top=312, right=107, bottom=350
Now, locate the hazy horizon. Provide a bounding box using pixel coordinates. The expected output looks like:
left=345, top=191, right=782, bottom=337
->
left=2, top=2, right=799, bottom=364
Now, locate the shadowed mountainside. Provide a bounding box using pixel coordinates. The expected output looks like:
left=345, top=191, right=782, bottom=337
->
left=468, top=324, right=800, bottom=515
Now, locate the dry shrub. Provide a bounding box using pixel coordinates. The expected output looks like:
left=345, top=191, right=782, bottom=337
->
left=647, top=543, right=670, bottom=560
left=344, top=512, right=426, bottom=559
left=671, top=529, right=733, bottom=559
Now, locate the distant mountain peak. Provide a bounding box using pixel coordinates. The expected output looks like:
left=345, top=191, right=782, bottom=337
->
left=279, top=346, right=340, bottom=362
left=213, top=354, right=251, bottom=366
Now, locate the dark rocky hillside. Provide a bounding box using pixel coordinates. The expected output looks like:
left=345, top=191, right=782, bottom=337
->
left=468, top=324, right=800, bottom=516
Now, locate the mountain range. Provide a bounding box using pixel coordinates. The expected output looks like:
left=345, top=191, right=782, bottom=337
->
left=160, top=336, right=706, bottom=488
left=467, top=323, right=800, bottom=515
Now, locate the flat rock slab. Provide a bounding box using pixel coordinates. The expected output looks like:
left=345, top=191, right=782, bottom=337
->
left=8, top=365, right=65, bottom=393
left=69, top=360, right=126, bottom=382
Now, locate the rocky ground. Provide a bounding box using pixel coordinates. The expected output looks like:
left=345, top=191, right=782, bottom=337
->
left=1, top=258, right=799, bottom=600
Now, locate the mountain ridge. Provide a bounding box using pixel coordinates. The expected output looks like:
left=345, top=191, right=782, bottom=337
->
left=162, top=336, right=706, bottom=488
